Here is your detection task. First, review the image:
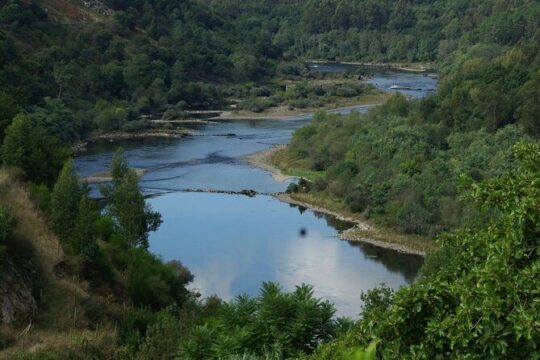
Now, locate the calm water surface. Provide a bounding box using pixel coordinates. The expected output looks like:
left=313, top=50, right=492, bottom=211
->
left=75, top=68, right=434, bottom=317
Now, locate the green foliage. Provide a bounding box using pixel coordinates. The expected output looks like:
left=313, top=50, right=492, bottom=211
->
left=180, top=282, right=337, bottom=359
left=1, top=114, right=70, bottom=185
left=29, top=183, right=52, bottom=214
left=29, top=98, right=85, bottom=142
left=72, top=196, right=99, bottom=262
left=127, top=249, right=192, bottom=309
left=94, top=101, right=127, bottom=132
left=284, top=95, right=526, bottom=237
left=0, top=91, right=20, bottom=140
left=137, top=310, right=184, bottom=359
left=2, top=1, right=540, bottom=358
left=344, top=341, right=377, bottom=360
left=102, top=149, right=162, bottom=249
left=50, top=160, right=82, bottom=242
left=309, top=142, right=540, bottom=359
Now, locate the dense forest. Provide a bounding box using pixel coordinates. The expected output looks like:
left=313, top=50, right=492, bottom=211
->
left=279, top=0, right=540, bottom=237
left=0, top=0, right=539, bottom=358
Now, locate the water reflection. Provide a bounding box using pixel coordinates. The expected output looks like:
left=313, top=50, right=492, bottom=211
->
left=345, top=241, right=423, bottom=283
left=148, top=192, right=422, bottom=318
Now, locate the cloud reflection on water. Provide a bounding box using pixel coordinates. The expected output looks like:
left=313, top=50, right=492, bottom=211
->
left=276, top=231, right=413, bottom=317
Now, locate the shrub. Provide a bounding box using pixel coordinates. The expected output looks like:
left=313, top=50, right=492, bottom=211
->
left=180, top=282, right=337, bottom=359
left=127, top=248, right=192, bottom=309
left=29, top=183, right=51, bottom=214
left=1, top=114, right=70, bottom=185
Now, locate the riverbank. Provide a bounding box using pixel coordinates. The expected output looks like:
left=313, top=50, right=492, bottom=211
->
left=245, top=146, right=297, bottom=182
left=210, top=93, right=389, bottom=121
left=72, top=129, right=196, bottom=154
left=83, top=168, right=147, bottom=183
left=308, top=60, right=437, bottom=73
left=73, top=96, right=389, bottom=154
left=250, top=146, right=435, bottom=256
left=276, top=192, right=432, bottom=257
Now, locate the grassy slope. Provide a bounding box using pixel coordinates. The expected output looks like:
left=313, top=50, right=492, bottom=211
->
left=0, top=169, right=118, bottom=358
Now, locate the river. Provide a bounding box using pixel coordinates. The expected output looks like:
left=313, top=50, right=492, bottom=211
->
left=75, top=64, right=437, bottom=317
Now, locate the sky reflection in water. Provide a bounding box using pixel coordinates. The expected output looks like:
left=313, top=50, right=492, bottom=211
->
left=148, top=193, right=422, bottom=318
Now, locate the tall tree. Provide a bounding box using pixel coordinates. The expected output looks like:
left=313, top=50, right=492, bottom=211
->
left=102, top=149, right=161, bottom=248
left=50, top=159, right=82, bottom=242
left=1, top=114, right=69, bottom=185
left=72, top=196, right=99, bottom=262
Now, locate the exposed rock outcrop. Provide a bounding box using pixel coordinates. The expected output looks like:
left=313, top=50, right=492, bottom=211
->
left=0, top=255, right=37, bottom=324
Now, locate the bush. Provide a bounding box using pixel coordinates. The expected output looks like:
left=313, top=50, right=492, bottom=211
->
left=1, top=114, right=70, bottom=185
left=127, top=248, right=192, bottom=309
left=137, top=311, right=184, bottom=359
left=180, top=282, right=337, bottom=359
left=96, top=216, right=115, bottom=242
left=286, top=183, right=299, bottom=193
left=335, top=85, right=358, bottom=98
left=312, top=177, right=328, bottom=191
left=29, top=183, right=51, bottom=214
left=118, top=307, right=157, bottom=353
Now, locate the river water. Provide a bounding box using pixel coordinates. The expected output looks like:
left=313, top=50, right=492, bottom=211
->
left=75, top=65, right=436, bottom=317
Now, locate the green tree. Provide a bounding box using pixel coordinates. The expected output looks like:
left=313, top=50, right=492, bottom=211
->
left=1, top=114, right=69, bottom=185
left=72, top=196, right=99, bottom=262
left=181, top=282, right=337, bottom=359
left=310, top=141, right=540, bottom=359
left=0, top=91, right=19, bottom=140
left=516, top=72, right=540, bottom=136
left=102, top=149, right=161, bottom=248
left=110, top=147, right=129, bottom=186
left=50, top=159, right=82, bottom=242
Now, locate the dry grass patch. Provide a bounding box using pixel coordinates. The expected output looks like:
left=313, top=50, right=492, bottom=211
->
left=0, top=169, right=63, bottom=278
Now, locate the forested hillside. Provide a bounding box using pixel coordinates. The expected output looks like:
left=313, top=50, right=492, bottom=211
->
left=0, top=0, right=539, bottom=358
left=205, top=0, right=539, bottom=63
left=276, top=0, right=540, bottom=237
left=0, top=0, right=283, bottom=141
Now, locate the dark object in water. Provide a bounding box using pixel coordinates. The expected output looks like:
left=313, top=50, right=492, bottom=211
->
left=240, top=189, right=257, bottom=197
left=299, top=228, right=307, bottom=237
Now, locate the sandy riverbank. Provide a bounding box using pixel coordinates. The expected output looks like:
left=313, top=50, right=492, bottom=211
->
left=275, top=193, right=428, bottom=257
left=88, top=129, right=195, bottom=141
left=308, top=60, right=437, bottom=73
left=210, top=95, right=388, bottom=121
left=83, top=168, right=147, bottom=183
left=245, top=146, right=297, bottom=182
